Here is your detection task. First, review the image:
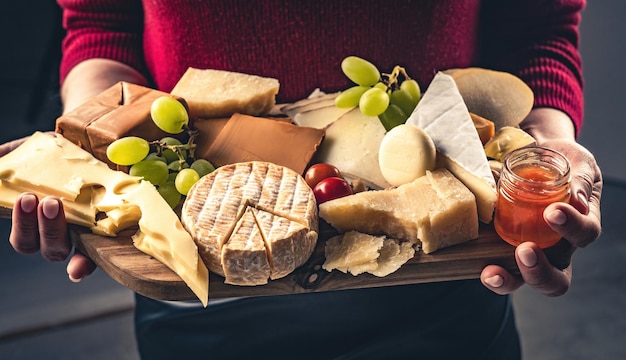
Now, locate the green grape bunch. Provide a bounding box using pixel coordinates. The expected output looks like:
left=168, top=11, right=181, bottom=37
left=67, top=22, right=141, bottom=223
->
left=106, top=96, right=215, bottom=208
left=335, top=56, right=421, bottom=131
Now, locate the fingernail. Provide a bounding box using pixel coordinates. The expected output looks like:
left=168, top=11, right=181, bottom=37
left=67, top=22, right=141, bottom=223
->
left=20, top=194, right=37, bottom=213
left=578, top=192, right=589, bottom=213
left=485, top=275, right=503, bottom=288
left=546, top=209, right=567, bottom=226
left=42, top=198, right=60, bottom=219
left=518, top=247, right=538, bottom=268
left=69, top=274, right=82, bottom=283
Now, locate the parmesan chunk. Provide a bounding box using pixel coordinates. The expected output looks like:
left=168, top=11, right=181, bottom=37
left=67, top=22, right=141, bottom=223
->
left=319, top=169, right=478, bottom=254
left=322, top=232, right=415, bottom=277
left=323, top=231, right=384, bottom=275
left=171, top=68, right=279, bottom=119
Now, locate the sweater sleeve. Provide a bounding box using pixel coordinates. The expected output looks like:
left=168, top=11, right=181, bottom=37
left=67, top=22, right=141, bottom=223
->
left=58, top=0, right=147, bottom=84
left=477, top=0, right=585, bottom=136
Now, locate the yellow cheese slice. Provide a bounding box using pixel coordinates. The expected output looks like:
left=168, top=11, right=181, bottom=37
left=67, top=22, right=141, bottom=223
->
left=103, top=181, right=209, bottom=306
left=0, top=132, right=209, bottom=306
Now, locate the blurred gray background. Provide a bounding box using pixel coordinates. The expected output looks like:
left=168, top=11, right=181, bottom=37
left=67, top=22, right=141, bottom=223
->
left=0, top=1, right=625, bottom=359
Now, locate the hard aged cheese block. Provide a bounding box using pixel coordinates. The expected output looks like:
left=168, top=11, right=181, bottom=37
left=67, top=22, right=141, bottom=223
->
left=171, top=67, right=279, bottom=119
left=199, top=113, right=325, bottom=175
left=319, top=169, right=478, bottom=254
left=55, top=82, right=187, bottom=169
left=181, top=161, right=318, bottom=286
left=323, top=231, right=415, bottom=277
left=314, top=107, right=392, bottom=189
left=323, top=231, right=384, bottom=275
left=0, top=132, right=209, bottom=306
left=407, top=72, right=497, bottom=223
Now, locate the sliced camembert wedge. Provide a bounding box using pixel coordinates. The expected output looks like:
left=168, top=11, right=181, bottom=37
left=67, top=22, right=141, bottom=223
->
left=181, top=161, right=318, bottom=286
left=406, top=72, right=497, bottom=223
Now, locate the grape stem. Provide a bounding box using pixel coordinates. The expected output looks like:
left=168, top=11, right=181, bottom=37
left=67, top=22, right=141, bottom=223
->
left=150, top=126, right=198, bottom=164
left=381, top=65, right=412, bottom=91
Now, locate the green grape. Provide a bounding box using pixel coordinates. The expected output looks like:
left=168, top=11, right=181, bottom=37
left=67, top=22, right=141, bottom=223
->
left=143, top=152, right=167, bottom=163
left=129, top=159, right=169, bottom=185
left=150, top=96, right=189, bottom=134
left=175, top=168, right=200, bottom=195
left=373, top=82, right=388, bottom=91
left=390, top=89, right=418, bottom=116
left=106, top=136, right=150, bottom=166
left=158, top=181, right=182, bottom=208
left=341, top=56, right=380, bottom=86
left=378, top=104, right=408, bottom=131
left=335, top=86, right=370, bottom=108
left=168, top=159, right=189, bottom=172
left=190, top=159, right=216, bottom=178
left=166, top=172, right=178, bottom=182
left=359, top=87, right=390, bottom=117
left=400, top=79, right=421, bottom=103
left=159, top=137, right=185, bottom=163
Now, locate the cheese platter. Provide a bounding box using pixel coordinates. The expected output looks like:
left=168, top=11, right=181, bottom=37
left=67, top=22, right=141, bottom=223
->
left=0, top=61, right=575, bottom=304
left=66, top=219, right=571, bottom=301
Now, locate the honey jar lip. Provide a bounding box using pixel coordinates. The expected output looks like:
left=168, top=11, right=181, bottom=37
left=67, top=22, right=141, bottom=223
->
left=502, top=145, right=571, bottom=185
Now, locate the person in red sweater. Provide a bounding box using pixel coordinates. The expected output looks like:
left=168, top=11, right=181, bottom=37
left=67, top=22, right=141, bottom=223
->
left=1, top=1, right=602, bottom=359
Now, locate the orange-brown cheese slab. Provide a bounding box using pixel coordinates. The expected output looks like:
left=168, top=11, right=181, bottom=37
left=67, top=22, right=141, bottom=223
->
left=199, top=113, right=325, bottom=175
left=181, top=161, right=318, bottom=285
left=55, top=81, right=188, bottom=169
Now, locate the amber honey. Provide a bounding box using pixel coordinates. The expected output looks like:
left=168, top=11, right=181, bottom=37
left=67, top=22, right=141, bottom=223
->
left=494, top=147, right=571, bottom=248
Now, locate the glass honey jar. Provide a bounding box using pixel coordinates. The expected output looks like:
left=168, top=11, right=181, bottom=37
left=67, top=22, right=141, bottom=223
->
left=494, top=146, right=571, bottom=248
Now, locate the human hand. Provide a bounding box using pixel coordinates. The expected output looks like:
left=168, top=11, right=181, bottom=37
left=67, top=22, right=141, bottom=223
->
left=481, top=138, right=602, bottom=296
left=1, top=135, right=98, bottom=282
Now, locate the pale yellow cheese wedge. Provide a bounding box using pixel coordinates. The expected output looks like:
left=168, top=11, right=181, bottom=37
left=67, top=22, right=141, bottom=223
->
left=314, top=108, right=391, bottom=189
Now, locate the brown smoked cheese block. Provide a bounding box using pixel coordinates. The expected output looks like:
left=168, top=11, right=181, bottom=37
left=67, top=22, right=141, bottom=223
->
left=181, top=161, right=318, bottom=285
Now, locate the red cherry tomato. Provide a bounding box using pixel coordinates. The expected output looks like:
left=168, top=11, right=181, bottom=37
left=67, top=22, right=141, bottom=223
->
left=313, top=176, right=353, bottom=204
left=305, top=163, right=342, bottom=189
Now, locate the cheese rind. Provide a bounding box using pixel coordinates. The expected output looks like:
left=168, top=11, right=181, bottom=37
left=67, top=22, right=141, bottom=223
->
left=221, top=208, right=271, bottom=286
left=181, top=161, right=318, bottom=284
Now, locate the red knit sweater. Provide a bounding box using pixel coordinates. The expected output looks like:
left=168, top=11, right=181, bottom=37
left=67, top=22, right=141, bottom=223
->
left=58, top=0, right=585, bottom=134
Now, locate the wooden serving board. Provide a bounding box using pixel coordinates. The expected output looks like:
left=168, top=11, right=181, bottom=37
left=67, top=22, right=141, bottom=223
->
left=66, top=220, right=572, bottom=301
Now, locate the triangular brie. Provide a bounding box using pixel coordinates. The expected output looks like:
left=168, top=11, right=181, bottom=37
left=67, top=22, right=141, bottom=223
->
left=406, top=72, right=497, bottom=223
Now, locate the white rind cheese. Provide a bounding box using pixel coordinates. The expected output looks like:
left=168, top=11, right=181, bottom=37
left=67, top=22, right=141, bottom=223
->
left=406, top=72, right=497, bottom=223
left=181, top=161, right=318, bottom=286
